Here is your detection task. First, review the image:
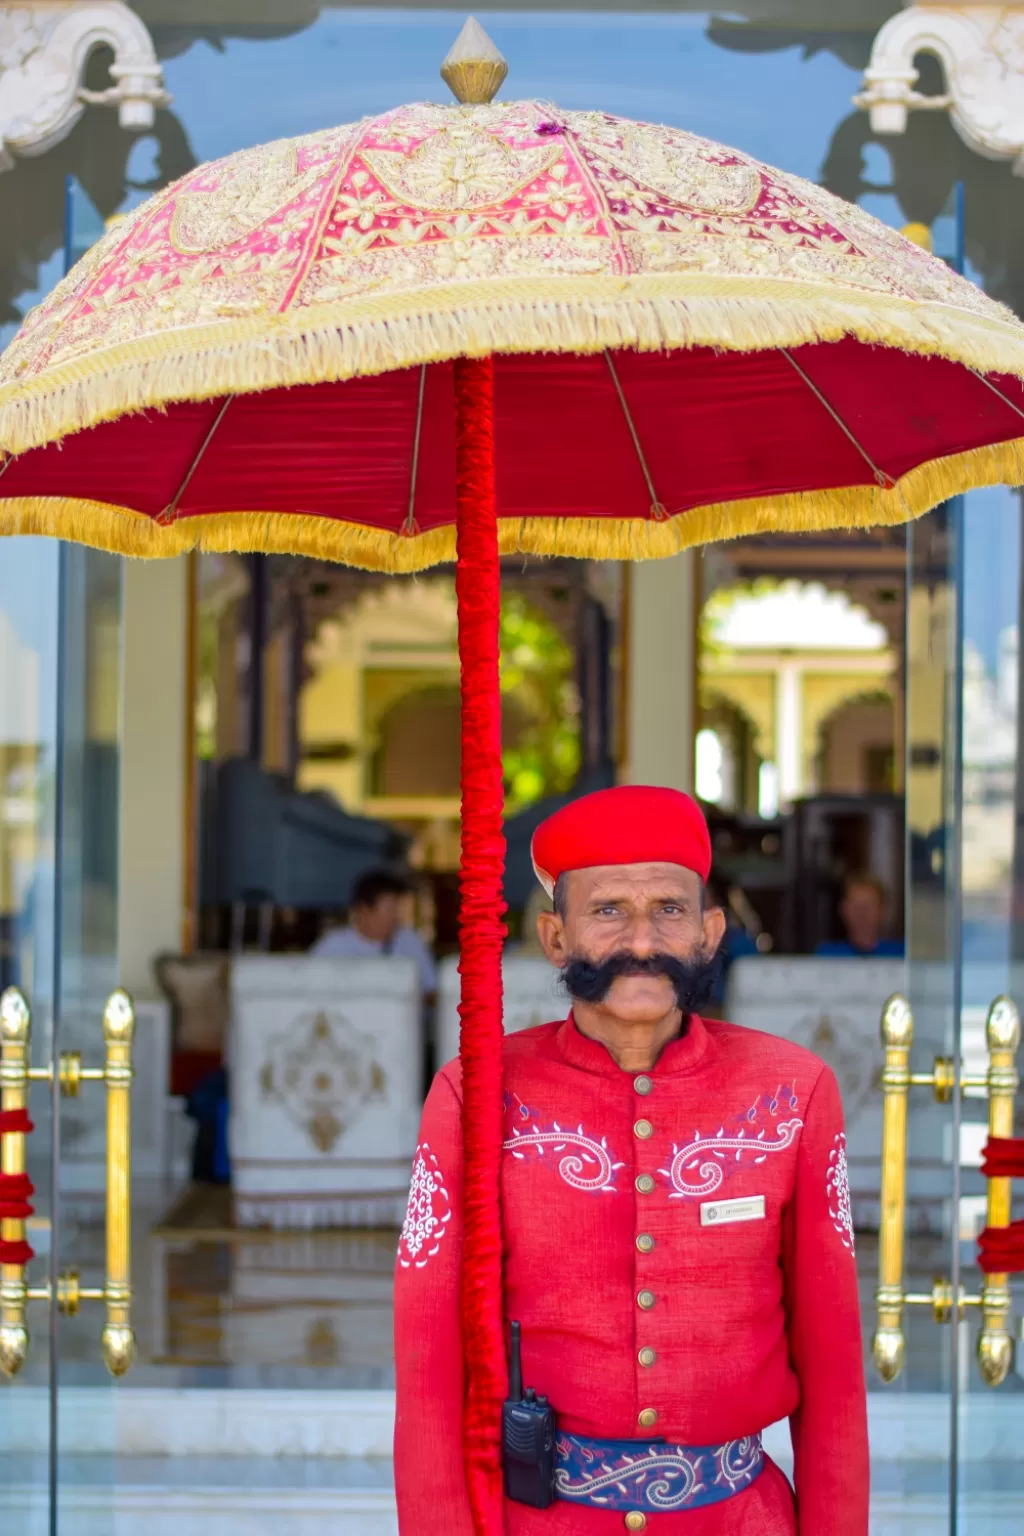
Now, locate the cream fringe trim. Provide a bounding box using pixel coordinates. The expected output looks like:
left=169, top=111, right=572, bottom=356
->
left=3, top=437, right=1023, bottom=572
left=2, top=274, right=1024, bottom=457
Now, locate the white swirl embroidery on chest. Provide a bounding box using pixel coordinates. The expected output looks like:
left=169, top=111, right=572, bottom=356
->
left=397, top=1142, right=452, bottom=1269
left=659, top=1119, right=803, bottom=1198
left=504, top=1121, right=625, bottom=1193
left=826, top=1131, right=855, bottom=1251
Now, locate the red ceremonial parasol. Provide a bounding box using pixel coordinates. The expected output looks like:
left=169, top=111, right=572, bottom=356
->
left=3, top=18, right=1024, bottom=1532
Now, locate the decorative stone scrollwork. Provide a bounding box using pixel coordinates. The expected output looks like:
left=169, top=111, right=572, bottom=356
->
left=0, top=2, right=168, bottom=172
left=858, top=5, right=1024, bottom=173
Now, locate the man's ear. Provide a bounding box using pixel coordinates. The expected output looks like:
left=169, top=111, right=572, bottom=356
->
left=701, top=902, right=727, bottom=955
left=536, top=909, right=568, bottom=967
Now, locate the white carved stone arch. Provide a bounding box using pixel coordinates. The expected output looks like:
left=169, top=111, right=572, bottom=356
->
left=858, top=5, right=1024, bottom=173
left=0, top=2, right=168, bottom=171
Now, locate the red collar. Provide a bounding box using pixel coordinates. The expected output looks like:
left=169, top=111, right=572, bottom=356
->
left=554, top=1011, right=712, bottom=1078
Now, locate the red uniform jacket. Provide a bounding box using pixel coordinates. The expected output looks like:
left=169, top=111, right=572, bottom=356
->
left=394, top=1014, right=869, bottom=1535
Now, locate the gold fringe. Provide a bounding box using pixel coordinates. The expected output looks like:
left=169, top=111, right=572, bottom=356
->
left=2, top=273, right=1024, bottom=456
left=3, top=435, right=1023, bottom=572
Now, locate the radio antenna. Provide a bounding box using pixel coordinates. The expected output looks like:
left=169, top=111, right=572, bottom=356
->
left=508, top=1320, right=523, bottom=1401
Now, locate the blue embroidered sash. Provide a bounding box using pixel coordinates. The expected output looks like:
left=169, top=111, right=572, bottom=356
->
left=554, top=1430, right=763, bottom=1513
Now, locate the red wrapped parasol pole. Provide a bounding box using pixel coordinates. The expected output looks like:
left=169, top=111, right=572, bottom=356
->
left=453, top=354, right=507, bottom=1533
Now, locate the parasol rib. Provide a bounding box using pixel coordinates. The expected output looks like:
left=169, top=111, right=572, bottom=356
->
left=969, top=368, right=1024, bottom=423
left=161, top=395, right=235, bottom=523
left=403, top=364, right=428, bottom=536
left=603, top=350, right=667, bottom=519
left=781, top=350, right=894, bottom=489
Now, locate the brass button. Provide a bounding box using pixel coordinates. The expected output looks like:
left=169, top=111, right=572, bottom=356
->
left=636, top=1232, right=655, bottom=1253
left=637, top=1407, right=659, bottom=1429
left=625, top=1515, right=647, bottom=1532
left=635, top=1173, right=655, bottom=1195
left=638, top=1347, right=657, bottom=1368
left=633, top=1075, right=653, bottom=1096
left=637, top=1289, right=656, bottom=1310
left=633, top=1119, right=653, bottom=1140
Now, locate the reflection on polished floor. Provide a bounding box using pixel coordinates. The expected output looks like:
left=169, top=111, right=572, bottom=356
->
left=59, top=1181, right=398, bottom=1383
left=55, top=1181, right=1024, bottom=1397
left=3, top=1185, right=1023, bottom=1534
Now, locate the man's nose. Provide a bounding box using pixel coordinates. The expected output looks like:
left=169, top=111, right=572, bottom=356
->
left=623, top=915, right=658, bottom=957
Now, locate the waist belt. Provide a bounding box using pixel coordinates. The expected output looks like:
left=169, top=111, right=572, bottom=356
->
left=554, top=1430, right=764, bottom=1513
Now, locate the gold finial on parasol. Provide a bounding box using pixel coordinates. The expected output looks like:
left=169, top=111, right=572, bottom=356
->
left=901, top=222, right=933, bottom=252
left=441, top=16, right=508, bottom=105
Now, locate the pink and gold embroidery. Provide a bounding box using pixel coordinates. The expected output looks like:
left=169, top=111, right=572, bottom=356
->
left=504, top=1119, right=625, bottom=1193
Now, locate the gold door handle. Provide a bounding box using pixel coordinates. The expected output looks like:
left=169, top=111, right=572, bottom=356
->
left=976, top=996, right=1019, bottom=1387
left=873, top=994, right=913, bottom=1382
left=0, top=986, right=135, bottom=1380
left=100, top=988, right=135, bottom=1377
left=874, top=993, right=1020, bottom=1387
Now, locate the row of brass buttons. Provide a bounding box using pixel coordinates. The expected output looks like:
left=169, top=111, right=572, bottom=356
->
left=633, top=1076, right=660, bottom=1460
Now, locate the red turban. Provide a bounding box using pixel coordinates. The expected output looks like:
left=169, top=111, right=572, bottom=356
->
left=531, top=785, right=712, bottom=896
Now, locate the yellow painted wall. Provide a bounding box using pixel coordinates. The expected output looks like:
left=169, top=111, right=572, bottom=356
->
left=118, top=559, right=188, bottom=998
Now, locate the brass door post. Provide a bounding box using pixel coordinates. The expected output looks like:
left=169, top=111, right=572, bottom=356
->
left=0, top=987, right=31, bottom=1378
left=976, top=996, right=1020, bottom=1387
left=873, top=994, right=913, bottom=1381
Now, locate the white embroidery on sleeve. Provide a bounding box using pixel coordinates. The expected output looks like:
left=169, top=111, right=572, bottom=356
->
left=398, top=1142, right=452, bottom=1269
left=826, top=1132, right=855, bottom=1251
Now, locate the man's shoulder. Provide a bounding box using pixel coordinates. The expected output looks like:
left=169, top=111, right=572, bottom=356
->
left=395, top=925, right=430, bottom=953
left=704, top=1015, right=830, bottom=1082
left=309, top=926, right=362, bottom=956
left=437, top=1018, right=565, bottom=1098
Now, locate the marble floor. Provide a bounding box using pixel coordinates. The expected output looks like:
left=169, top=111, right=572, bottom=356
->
left=2, top=1183, right=1021, bottom=1533
left=44, top=1182, right=1023, bottom=1398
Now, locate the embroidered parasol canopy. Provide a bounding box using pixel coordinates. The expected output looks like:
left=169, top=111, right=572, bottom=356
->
left=3, top=19, right=1024, bottom=1535
left=2, top=35, right=1024, bottom=557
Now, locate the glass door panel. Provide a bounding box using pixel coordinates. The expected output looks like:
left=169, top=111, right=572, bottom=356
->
left=1, top=170, right=126, bottom=1536
left=0, top=538, right=62, bottom=1532
left=956, top=484, right=1024, bottom=1533
left=894, top=489, right=1024, bottom=1536
left=0, top=541, right=125, bottom=1535
left=876, top=500, right=959, bottom=1534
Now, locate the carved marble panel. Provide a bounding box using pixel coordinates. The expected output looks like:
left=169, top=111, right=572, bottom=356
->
left=859, top=5, right=1024, bottom=173
left=230, top=955, right=423, bottom=1229
left=0, top=2, right=167, bottom=171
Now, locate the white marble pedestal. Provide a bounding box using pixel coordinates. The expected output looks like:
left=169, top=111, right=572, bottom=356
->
left=229, top=956, right=422, bottom=1229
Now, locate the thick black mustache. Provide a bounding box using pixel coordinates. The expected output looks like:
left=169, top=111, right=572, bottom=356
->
left=558, top=948, right=722, bottom=1012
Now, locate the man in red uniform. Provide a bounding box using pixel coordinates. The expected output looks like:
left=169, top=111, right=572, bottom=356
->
left=395, top=785, right=868, bottom=1534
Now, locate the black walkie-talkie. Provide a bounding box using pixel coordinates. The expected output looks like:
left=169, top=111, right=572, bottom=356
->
left=502, top=1321, right=556, bottom=1508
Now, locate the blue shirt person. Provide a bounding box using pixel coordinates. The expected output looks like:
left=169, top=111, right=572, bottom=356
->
left=816, top=872, right=904, bottom=959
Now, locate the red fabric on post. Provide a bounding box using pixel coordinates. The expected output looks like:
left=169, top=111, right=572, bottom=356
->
left=0, top=1109, right=35, bottom=1264
left=453, top=353, right=507, bottom=1536
left=980, top=1137, right=1024, bottom=1178
left=0, top=1109, right=33, bottom=1134
left=977, top=1222, right=1024, bottom=1273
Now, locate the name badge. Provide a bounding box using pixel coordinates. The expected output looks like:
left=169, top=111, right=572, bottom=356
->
left=700, top=1195, right=765, bottom=1227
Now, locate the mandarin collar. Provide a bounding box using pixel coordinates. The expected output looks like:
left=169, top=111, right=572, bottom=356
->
left=554, top=1012, right=711, bottom=1078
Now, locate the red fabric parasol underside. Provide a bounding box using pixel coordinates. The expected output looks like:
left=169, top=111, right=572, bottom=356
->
left=4, top=340, right=1022, bottom=556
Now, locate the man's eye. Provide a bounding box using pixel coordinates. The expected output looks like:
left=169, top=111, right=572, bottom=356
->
left=661, top=905, right=683, bottom=916
left=597, top=906, right=620, bottom=917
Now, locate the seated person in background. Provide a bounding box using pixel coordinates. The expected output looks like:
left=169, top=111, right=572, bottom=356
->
left=310, top=868, right=438, bottom=997
left=703, top=873, right=760, bottom=1016
left=817, top=871, right=905, bottom=958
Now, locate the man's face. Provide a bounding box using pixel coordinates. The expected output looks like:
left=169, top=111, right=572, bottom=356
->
left=840, top=882, right=883, bottom=952
left=354, top=892, right=402, bottom=943
left=536, top=862, right=726, bottom=1024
